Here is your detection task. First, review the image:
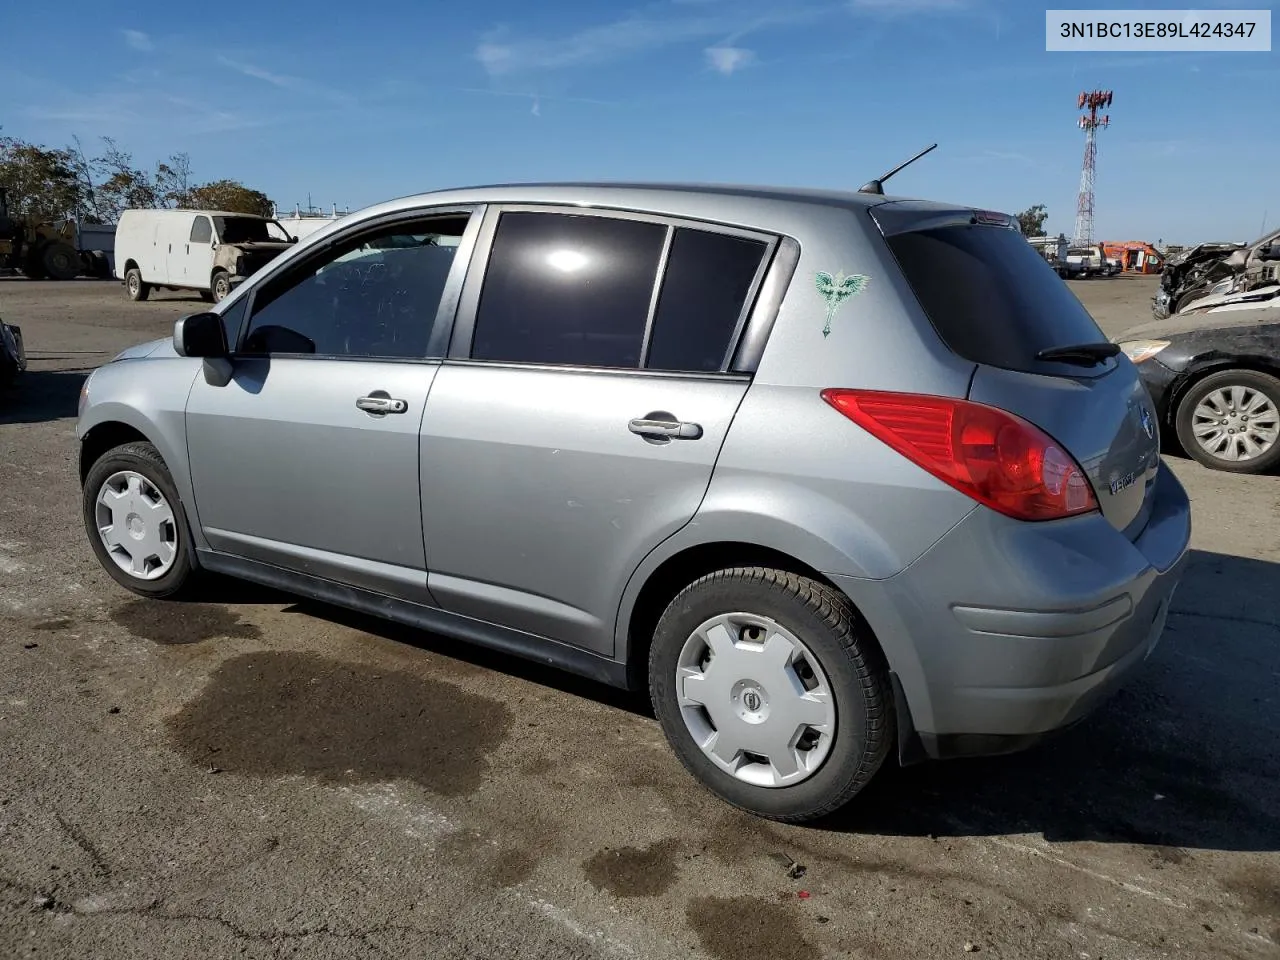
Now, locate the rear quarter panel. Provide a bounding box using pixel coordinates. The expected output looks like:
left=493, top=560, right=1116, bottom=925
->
left=615, top=200, right=980, bottom=658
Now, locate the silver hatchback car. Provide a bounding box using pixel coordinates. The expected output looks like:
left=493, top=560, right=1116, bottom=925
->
left=77, top=183, right=1191, bottom=821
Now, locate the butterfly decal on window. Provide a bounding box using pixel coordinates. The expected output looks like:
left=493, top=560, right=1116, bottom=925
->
left=815, top=270, right=869, bottom=337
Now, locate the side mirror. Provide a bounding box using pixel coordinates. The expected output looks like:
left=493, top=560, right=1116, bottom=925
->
left=173, top=312, right=228, bottom=358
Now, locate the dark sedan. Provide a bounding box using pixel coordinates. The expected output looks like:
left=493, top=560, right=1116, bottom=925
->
left=1114, top=304, right=1280, bottom=474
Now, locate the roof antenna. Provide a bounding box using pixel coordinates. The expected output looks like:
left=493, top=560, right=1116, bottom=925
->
left=858, top=143, right=938, bottom=195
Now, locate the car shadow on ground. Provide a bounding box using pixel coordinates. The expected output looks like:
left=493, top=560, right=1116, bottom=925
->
left=190, top=573, right=654, bottom=717
left=186, top=548, right=1277, bottom=852
left=0, top=368, right=91, bottom=425
left=826, top=548, right=1280, bottom=853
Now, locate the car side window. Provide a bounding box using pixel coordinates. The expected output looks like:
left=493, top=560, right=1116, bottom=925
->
left=240, top=215, right=469, bottom=359
left=471, top=212, right=666, bottom=368
left=644, top=228, right=768, bottom=373
left=189, top=216, right=212, bottom=244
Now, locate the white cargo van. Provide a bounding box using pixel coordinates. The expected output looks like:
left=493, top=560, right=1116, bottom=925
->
left=113, top=209, right=296, bottom=303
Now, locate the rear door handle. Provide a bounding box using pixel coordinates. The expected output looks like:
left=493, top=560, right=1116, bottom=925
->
left=356, top=394, right=409, bottom=415
left=628, top=413, right=703, bottom=441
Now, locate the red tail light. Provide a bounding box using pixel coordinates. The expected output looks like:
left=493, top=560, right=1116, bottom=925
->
left=820, top=389, right=1098, bottom=521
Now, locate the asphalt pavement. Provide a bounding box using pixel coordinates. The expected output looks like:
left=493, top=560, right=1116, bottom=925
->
left=1, top=274, right=1277, bottom=959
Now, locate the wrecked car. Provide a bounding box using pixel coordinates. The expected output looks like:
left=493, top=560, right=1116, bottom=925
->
left=1153, top=227, right=1280, bottom=319
left=0, top=314, right=26, bottom=390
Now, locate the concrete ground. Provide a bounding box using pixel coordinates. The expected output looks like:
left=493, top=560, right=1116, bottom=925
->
left=1, top=274, right=1277, bottom=960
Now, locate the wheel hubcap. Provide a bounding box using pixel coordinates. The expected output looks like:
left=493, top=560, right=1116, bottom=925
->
left=128, top=276, right=138, bottom=295
left=94, top=471, right=178, bottom=580
left=676, top=613, right=836, bottom=788
left=1191, top=387, right=1279, bottom=462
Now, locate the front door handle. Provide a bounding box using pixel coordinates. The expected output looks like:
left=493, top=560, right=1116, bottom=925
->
left=356, top=393, right=409, bottom=415
left=629, top=412, right=703, bottom=441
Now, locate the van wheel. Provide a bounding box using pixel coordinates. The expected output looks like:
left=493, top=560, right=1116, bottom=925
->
left=1175, top=369, right=1280, bottom=474
left=211, top=271, right=231, bottom=303
left=82, top=442, right=198, bottom=598
left=649, top=567, right=892, bottom=822
left=43, top=242, right=80, bottom=281
left=125, top=268, right=150, bottom=302
left=198, top=290, right=215, bottom=303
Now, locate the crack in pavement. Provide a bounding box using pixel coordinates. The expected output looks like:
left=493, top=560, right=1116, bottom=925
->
left=53, top=812, right=112, bottom=879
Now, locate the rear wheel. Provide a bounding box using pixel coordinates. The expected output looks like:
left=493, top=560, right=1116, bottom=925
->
left=649, top=567, right=892, bottom=822
left=43, top=242, right=80, bottom=281
left=198, top=289, right=215, bottom=303
left=1175, top=369, right=1280, bottom=474
left=82, top=441, right=197, bottom=598
left=211, top=270, right=231, bottom=303
left=125, top=267, right=150, bottom=302
left=21, top=248, right=48, bottom=280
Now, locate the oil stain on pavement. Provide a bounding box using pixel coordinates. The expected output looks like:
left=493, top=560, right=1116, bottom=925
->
left=582, top=839, right=680, bottom=897
left=687, top=896, right=814, bottom=960
left=167, top=650, right=512, bottom=796
left=111, top=599, right=262, bottom=645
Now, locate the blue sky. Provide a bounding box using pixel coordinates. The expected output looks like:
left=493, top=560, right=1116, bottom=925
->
left=2, top=0, right=1275, bottom=243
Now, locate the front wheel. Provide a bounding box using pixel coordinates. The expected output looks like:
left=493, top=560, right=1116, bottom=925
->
left=125, top=268, right=150, bottom=302
left=82, top=441, right=198, bottom=597
left=1175, top=370, right=1280, bottom=474
left=649, top=567, right=892, bottom=822
left=43, top=242, right=80, bottom=281
left=211, top=270, right=231, bottom=303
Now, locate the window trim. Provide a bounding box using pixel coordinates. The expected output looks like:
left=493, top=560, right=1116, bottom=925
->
left=222, top=204, right=485, bottom=362
left=447, top=203, right=781, bottom=376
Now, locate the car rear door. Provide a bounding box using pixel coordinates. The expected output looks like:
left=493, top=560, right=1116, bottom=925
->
left=419, top=206, right=778, bottom=655
left=872, top=203, right=1161, bottom=539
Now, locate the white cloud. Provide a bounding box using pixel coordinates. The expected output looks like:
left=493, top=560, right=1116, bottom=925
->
left=476, top=15, right=726, bottom=76
left=217, top=55, right=356, bottom=106
left=705, top=45, right=755, bottom=74
left=122, top=29, right=153, bottom=52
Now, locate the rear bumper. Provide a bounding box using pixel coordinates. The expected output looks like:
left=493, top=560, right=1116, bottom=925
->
left=831, top=464, right=1191, bottom=760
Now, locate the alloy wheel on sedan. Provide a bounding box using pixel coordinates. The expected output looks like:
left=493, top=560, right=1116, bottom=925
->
left=1191, top=386, right=1279, bottom=463
left=1176, top=369, right=1280, bottom=474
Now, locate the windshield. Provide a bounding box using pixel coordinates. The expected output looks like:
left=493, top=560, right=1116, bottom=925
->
left=214, top=216, right=292, bottom=243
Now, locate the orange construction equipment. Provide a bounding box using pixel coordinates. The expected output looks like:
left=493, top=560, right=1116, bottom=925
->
left=1101, top=241, right=1164, bottom=274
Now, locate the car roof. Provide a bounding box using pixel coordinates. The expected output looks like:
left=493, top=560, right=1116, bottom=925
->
left=394, top=181, right=896, bottom=209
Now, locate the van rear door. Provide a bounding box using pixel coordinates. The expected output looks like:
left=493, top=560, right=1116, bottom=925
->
left=871, top=201, right=1160, bottom=539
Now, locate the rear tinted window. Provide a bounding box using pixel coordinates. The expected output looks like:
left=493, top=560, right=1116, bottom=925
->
left=884, top=224, right=1107, bottom=374
left=472, top=212, right=666, bottom=368
left=645, top=228, right=767, bottom=373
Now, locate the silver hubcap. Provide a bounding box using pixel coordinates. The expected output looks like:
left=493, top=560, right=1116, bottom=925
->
left=128, top=275, right=138, bottom=295
left=1191, top=386, right=1279, bottom=462
left=677, top=613, right=836, bottom=788
left=95, top=471, right=178, bottom=580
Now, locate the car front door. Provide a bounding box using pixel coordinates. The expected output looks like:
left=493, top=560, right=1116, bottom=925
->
left=184, top=208, right=479, bottom=602
left=185, top=215, right=214, bottom=288
left=420, top=206, right=777, bottom=654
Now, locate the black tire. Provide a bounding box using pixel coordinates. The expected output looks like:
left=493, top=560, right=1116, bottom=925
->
left=1173, top=287, right=1212, bottom=314
left=82, top=441, right=199, bottom=598
left=198, top=289, right=215, bottom=303
left=1174, top=369, right=1280, bottom=474
left=43, top=242, right=80, bottom=281
left=211, top=270, right=231, bottom=303
left=125, top=267, right=150, bottom=302
left=649, top=567, right=892, bottom=822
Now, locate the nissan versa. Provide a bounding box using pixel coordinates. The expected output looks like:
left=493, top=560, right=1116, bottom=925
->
left=76, top=183, right=1191, bottom=821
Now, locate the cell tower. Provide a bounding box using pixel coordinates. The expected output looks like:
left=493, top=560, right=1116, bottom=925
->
left=1073, top=89, right=1112, bottom=245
